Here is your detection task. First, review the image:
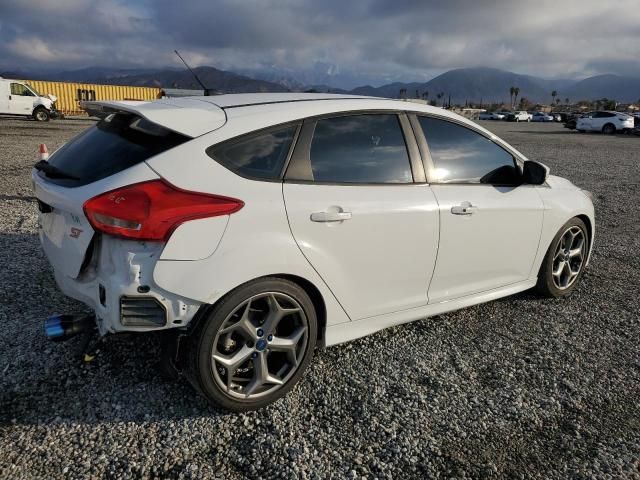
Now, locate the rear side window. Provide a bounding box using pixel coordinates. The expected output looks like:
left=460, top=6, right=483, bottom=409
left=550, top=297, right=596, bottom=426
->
left=418, top=116, right=519, bottom=185
left=206, top=125, right=298, bottom=180
left=44, top=113, right=188, bottom=187
left=307, top=114, right=412, bottom=184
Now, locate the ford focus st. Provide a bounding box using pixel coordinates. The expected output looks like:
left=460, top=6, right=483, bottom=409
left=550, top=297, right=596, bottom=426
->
left=33, top=93, right=595, bottom=411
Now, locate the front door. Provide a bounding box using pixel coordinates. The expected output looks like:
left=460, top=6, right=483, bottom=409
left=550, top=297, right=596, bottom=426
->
left=414, top=115, right=544, bottom=303
left=8, top=82, right=36, bottom=116
left=283, top=113, right=439, bottom=320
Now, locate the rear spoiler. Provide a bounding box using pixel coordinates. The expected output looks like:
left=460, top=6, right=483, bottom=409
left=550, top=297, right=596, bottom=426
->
left=81, top=98, right=227, bottom=137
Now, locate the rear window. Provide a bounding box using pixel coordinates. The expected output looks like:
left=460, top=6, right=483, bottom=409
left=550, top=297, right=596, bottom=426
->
left=42, top=113, right=188, bottom=186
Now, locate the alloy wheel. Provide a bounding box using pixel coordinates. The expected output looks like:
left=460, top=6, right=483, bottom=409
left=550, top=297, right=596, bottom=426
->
left=551, top=225, right=586, bottom=289
left=210, top=292, right=309, bottom=399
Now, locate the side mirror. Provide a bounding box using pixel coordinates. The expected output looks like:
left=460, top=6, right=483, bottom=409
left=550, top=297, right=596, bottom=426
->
left=522, top=161, right=549, bottom=185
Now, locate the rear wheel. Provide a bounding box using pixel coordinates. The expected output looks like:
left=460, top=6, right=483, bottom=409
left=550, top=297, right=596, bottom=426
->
left=187, top=278, right=317, bottom=411
left=602, top=123, right=616, bottom=135
left=33, top=107, right=50, bottom=122
left=536, top=218, right=588, bottom=297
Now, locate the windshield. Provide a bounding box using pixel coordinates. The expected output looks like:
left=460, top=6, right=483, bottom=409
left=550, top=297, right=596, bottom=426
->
left=25, top=83, right=41, bottom=96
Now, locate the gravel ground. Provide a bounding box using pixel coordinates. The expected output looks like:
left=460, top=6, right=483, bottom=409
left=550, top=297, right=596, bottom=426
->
left=0, top=117, right=638, bottom=479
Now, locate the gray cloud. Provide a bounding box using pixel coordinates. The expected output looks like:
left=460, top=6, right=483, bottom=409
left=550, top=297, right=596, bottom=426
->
left=0, top=0, right=638, bottom=87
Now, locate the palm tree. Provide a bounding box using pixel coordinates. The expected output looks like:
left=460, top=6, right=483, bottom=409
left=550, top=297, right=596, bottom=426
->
left=421, top=91, right=429, bottom=101
left=436, top=92, right=444, bottom=106
left=551, top=90, right=557, bottom=105
left=555, top=98, right=560, bottom=106
left=509, top=86, right=515, bottom=108
left=565, top=97, right=569, bottom=105
left=399, top=88, right=407, bottom=99
left=514, top=87, right=520, bottom=108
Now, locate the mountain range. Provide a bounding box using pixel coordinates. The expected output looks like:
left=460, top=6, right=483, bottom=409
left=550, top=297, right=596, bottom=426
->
left=2, top=66, right=638, bottom=104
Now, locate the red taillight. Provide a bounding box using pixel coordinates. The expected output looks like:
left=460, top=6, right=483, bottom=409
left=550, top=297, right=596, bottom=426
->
left=83, top=180, right=244, bottom=241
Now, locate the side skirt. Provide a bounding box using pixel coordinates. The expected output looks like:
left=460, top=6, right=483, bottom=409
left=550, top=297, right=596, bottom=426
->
left=324, top=278, right=537, bottom=347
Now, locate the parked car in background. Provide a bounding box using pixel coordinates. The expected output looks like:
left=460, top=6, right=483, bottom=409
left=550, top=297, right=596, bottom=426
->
left=34, top=93, right=595, bottom=411
left=576, top=111, right=634, bottom=134
left=532, top=112, right=554, bottom=122
left=506, top=111, right=531, bottom=122
left=478, top=111, right=505, bottom=120
left=551, top=113, right=562, bottom=122
left=563, top=113, right=582, bottom=130
left=0, top=77, right=60, bottom=121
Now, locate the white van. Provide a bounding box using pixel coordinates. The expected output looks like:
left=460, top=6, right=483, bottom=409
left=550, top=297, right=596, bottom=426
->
left=0, top=78, right=59, bottom=121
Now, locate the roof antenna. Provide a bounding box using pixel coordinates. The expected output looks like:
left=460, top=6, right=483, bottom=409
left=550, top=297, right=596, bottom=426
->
left=174, top=49, right=213, bottom=96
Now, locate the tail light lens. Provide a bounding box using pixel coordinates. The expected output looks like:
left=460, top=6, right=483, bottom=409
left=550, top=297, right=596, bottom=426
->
left=83, top=180, right=243, bottom=241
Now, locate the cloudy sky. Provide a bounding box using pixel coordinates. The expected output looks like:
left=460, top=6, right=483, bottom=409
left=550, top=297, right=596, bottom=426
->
left=0, top=0, right=638, bottom=88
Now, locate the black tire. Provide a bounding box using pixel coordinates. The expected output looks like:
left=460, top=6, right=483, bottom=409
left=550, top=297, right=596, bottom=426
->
left=602, top=123, right=616, bottom=135
left=577, top=129, right=585, bottom=133
left=33, top=107, right=50, bottom=122
left=186, top=277, right=317, bottom=411
left=536, top=217, right=589, bottom=298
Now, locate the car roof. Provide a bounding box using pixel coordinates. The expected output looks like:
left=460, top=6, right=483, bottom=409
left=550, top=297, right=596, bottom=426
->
left=84, top=93, right=490, bottom=139
left=194, top=92, right=373, bottom=108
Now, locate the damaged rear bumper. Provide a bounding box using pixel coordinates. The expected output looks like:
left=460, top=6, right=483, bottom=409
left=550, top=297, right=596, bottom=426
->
left=52, top=235, right=202, bottom=335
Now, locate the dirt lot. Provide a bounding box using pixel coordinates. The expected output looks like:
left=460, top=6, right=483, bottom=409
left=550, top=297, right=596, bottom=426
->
left=0, top=117, right=638, bottom=479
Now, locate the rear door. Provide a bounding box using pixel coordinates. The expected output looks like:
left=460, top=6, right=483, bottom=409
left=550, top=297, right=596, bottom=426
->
left=8, top=82, right=35, bottom=115
left=283, top=113, right=439, bottom=320
left=413, top=115, right=544, bottom=303
left=0, top=82, right=9, bottom=112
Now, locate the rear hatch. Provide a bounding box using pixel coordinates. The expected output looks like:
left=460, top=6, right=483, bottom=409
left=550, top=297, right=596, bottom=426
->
left=33, top=108, right=202, bottom=279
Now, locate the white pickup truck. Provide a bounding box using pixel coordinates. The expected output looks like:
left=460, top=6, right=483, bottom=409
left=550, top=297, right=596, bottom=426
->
left=0, top=77, right=59, bottom=121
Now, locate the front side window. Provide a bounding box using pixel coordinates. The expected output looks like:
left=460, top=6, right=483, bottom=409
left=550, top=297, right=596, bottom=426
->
left=307, top=114, right=413, bottom=184
left=207, top=125, right=297, bottom=180
left=11, top=83, right=34, bottom=96
left=418, top=116, right=519, bottom=184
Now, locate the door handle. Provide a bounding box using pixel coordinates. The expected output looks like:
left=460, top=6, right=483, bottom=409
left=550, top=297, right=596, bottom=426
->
left=451, top=202, right=477, bottom=215
left=310, top=211, right=352, bottom=222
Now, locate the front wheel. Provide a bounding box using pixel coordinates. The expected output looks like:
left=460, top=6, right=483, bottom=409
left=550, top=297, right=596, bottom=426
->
left=602, top=123, right=616, bottom=135
left=33, top=107, right=50, bottom=122
left=187, top=278, right=317, bottom=411
left=536, top=218, right=589, bottom=297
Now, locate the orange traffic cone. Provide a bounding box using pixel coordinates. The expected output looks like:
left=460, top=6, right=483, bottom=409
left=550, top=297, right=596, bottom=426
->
left=39, top=143, right=49, bottom=161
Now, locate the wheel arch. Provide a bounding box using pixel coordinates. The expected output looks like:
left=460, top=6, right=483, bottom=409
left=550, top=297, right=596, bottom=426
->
left=576, top=213, right=594, bottom=263
left=184, top=273, right=328, bottom=346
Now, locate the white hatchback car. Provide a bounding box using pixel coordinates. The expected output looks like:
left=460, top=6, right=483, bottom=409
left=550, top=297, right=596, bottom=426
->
left=33, top=93, right=595, bottom=411
left=576, top=111, right=634, bottom=134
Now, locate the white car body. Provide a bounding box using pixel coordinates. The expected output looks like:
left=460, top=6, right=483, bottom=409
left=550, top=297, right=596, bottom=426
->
left=576, top=111, right=634, bottom=133
left=0, top=77, right=56, bottom=118
left=33, top=93, right=595, bottom=348
left=478, top=112, right=505, bottom=120
left=531, top=112, right=554, bottom=122
left=506, top=111, right=532, bottom=122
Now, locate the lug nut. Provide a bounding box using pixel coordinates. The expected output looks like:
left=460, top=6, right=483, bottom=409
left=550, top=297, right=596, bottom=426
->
left=257, top=329, right=264, bottom=337
left=267, top=334, right=273, bottom=342
left=251, top=352, right=258, bottom=359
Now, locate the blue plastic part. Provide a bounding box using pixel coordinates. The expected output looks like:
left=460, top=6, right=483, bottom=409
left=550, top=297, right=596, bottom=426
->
left=45, top=324, right=65, bottom=338
left=44, top=316, right=65, bottom=338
